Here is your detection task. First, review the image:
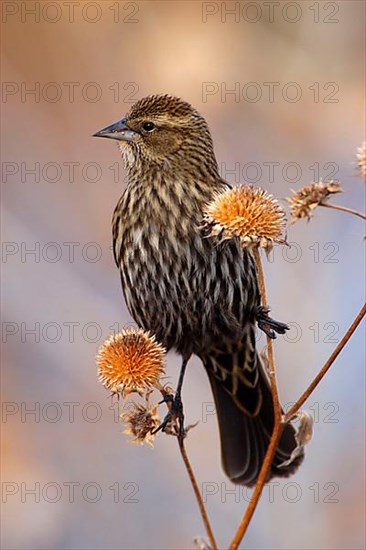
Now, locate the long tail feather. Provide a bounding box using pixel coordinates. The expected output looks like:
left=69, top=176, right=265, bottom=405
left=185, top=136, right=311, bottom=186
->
left=204, top=348, right=304, bottom=486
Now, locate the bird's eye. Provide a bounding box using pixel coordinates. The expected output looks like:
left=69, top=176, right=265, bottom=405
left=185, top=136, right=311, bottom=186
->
left=142, top=121, right=156, bottom=132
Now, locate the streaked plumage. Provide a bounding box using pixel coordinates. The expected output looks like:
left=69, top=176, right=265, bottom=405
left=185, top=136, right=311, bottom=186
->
left=94, top=94, right=303, bottom=485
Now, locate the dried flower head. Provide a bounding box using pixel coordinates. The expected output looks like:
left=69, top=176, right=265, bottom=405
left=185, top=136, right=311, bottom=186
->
left=356, top=142, right=366, bottom=179
left=122, top=402, right=160, bottom=446
left=97, top=328, right=165, bottom=397
left=203, top=185, right=287, bottom=250
left=287, top=180, right=343, bottom=223
left=278, top=411, right=313, bottom=469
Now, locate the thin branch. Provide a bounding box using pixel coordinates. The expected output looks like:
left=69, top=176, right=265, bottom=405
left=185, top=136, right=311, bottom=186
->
left=252, top=247, right=282, bottom=427
left=284, top=302, right=366, bottom=422
left=229, top=422, right=284, bottom=550
left=158, top=385, right=217, bottom=550
left=229, top=247, right=283, bottom=550
left=321, top=202, right=366, bottom=220
left=178, top=437, right=217, bottom=550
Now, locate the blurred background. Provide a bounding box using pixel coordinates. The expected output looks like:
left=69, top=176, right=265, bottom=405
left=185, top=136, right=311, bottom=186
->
left=1, top=1, right=365, bottom=548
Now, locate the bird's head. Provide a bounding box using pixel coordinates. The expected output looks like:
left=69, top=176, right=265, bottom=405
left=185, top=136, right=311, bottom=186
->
left=93, top=94, right=217, bottom=172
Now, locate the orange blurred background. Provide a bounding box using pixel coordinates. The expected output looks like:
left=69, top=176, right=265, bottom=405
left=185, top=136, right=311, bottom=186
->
left=1, top=1, right=365, bottom=548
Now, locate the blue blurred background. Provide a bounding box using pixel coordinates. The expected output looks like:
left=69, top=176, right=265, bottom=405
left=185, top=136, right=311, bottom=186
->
left=1, top=1, right=365, bottom=548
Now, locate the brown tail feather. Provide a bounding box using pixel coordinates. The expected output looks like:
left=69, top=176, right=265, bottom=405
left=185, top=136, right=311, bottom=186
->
left=205, top=354, right=304, bottom=486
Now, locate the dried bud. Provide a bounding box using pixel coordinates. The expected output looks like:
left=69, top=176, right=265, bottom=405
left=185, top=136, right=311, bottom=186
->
left=287, top=180, right=343, bottom=223
left=122, top=402, right=160, bottom=446
left=356, top=142, right=366, bottom=180
left=279, top=411, right=313, bottom=469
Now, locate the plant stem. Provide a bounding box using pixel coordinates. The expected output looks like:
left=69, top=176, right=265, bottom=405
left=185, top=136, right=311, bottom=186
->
left=284, top=302, right=366, bottom=422
left=252, top=248, right=281, bottom=418
left=178, top=437, right=217, bottom=550
left=321, top=202, right=366, bottom=220
left=158, top=385, right=217, bottom=550
left=229, top=248, right=283, bottom=550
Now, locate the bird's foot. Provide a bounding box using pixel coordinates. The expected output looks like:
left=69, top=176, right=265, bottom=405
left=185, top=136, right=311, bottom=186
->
left=256, top=305, right=289, bottom=339
left=152, top=391, right=186, bottom=439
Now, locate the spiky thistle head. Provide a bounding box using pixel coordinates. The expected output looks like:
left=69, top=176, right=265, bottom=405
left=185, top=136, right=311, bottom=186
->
left=287, top=180, right=343, bottom=223
left=203, top=185, right=287, bottom=250
left=97, top=328, right=165, bottom=397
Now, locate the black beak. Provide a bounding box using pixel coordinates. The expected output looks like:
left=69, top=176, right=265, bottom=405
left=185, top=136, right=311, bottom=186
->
left=92, top=118, right=137, bottom=141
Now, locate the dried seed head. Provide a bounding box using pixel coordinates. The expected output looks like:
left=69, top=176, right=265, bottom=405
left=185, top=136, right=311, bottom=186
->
left=97, top=329, right=165, bottom=397
left=278, top=411, right=313, bottom=469
left=203, top=185, right=287, bottom=250
left=286, top=180, right=343, bottom=223
left=356, top=142, right=366, bottom=180
left=122, top=402, right=160, bottom=446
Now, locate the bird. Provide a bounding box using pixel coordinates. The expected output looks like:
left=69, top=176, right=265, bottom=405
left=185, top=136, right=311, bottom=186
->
left=93, top=94, right=304, bottom=486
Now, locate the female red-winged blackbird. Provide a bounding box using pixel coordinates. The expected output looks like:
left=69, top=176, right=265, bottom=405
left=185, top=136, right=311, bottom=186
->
left=93, top=95, right=303, bottom=486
